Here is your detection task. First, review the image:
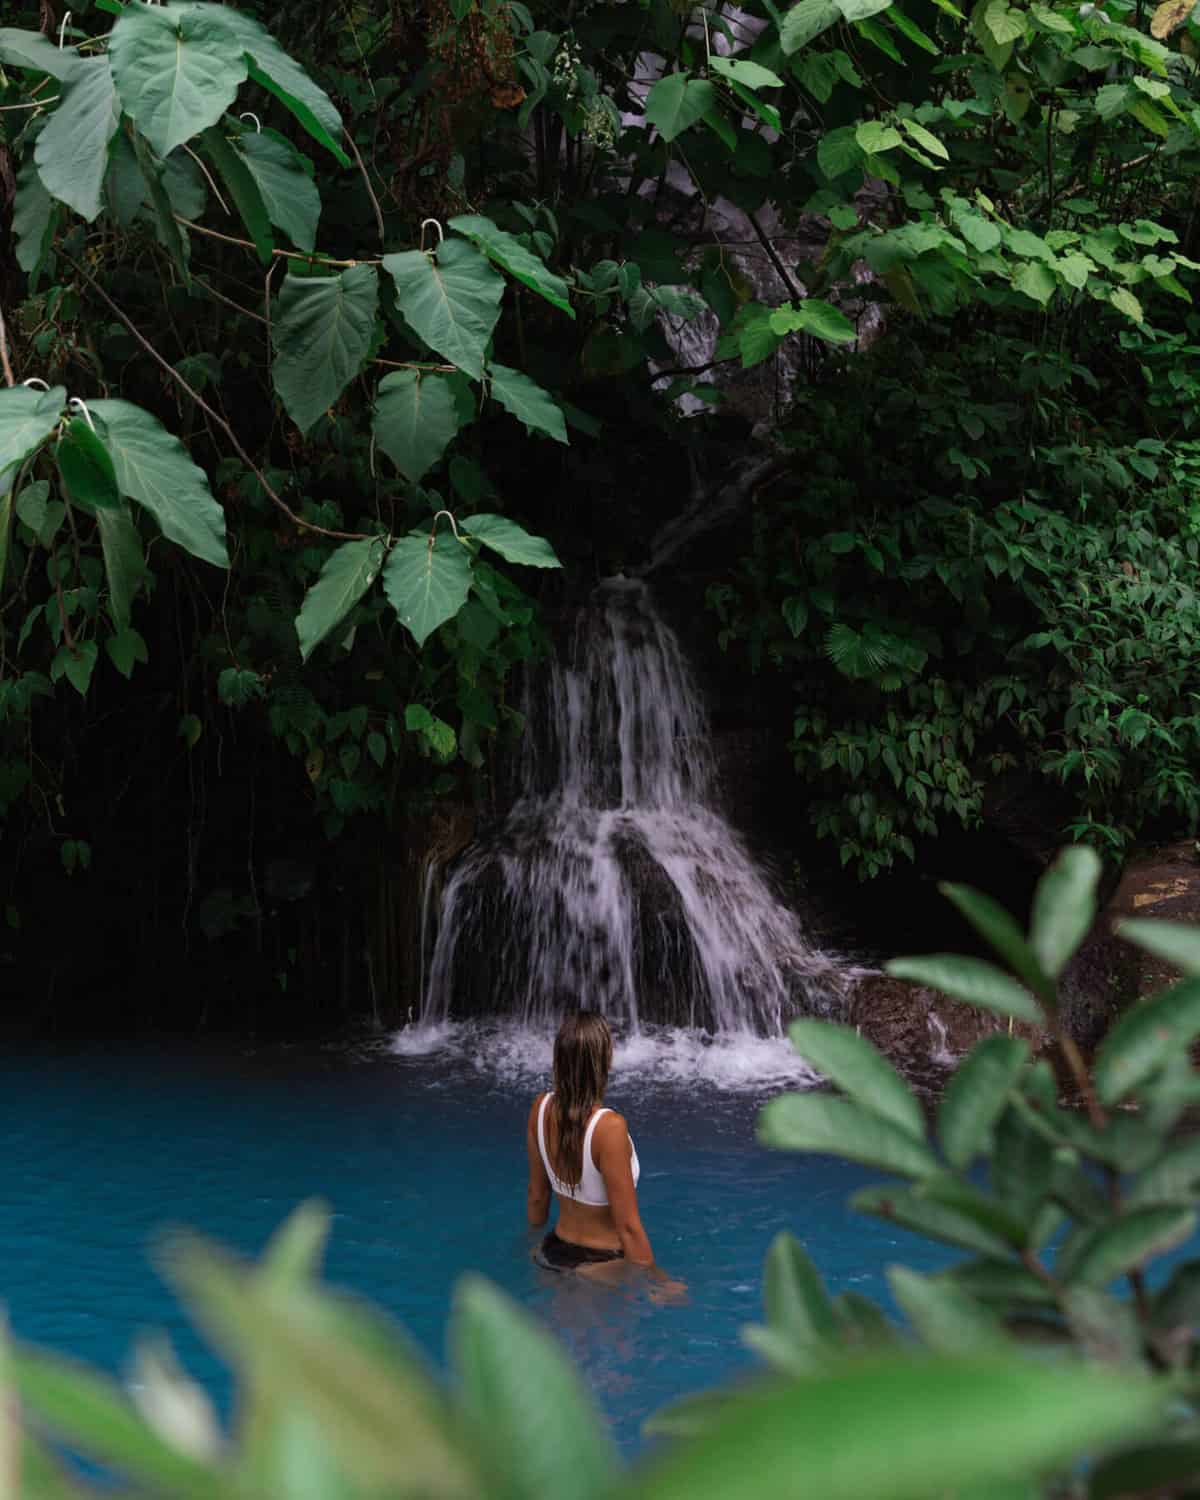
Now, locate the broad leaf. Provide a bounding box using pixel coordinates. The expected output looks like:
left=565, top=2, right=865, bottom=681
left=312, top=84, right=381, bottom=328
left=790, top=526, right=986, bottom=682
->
left=0, top=385, right=65, bottom=484
left=384, top=240, right=504, bottom=381
left=759, top=1093, right=938, bottom=1177
left=0, top=488, right=11, bottom=592
left=709, top=57, right=785, bottom=89
left=939, top=1035, right=1028, bottom=1168
left=623, top=1354, right=1164, bottom=1500
left=89, top=400, right=228, bottom=568
left=13, top=1349, right=222, bottom=1499
left=56, top=417, right=121, bottom=511
left=761, top=1232, right=839, bottom=1345
left=295, top=536, right=385, bottom=661
left=937, top=883, right=1053, bottom=1003
left=272, top=265, right=379, bottom=433
left=1012, top=261, right=1057, bottom=306
left=1150, top=0, right=1197, bottom=34
left=383, top=532, right=474, bottom=647
left=780, top=0, right=842, bottom=50
left=448, top=214, right=573, bottom=316
left=488, top=363, right=569, bottom=443
left=786, top=1019, right=923, bottom=1136
left=644, top=73, right=717, bottom=142
left=853, top=1185, right=1019, bottom=1259
left=132, top=131, right=192, bottom=287
left=1119, top=918, right=1200, bottom=976
left=0, top=28, right=83, bottom=81
left=1093, top=978, right=1200, bottom=1105
left=1127, top=1133, right=1200, bottom=1208
left=51, top=641, right=99, bottom=696
left=462, top=514, right=560, bottom=569
left=14, top=155, right=57, bottom=286
left=34, top=58, right=120, bottom=222
left=238, top=129, right=320, bottom=251
left=202, top=4, right=349, bottom=165
left=97, top=507, right=146, bottom=630
left=886, top=1268, right=1006, bottom=1353
left=105, top=625, right=149, bottom=678
left=1068, top=1208, right=1196, bottom=1286
left=770, top=298, right=858, bottom=344
left=452, top=1275, right=616, bottom=1500
left=199, top=125, right=272, bottom=264
left=109, top=4, right=247, bottom=158
left=885, top=955, right=1043, bottom=1023
left=373, top=372, right=463, bottom=485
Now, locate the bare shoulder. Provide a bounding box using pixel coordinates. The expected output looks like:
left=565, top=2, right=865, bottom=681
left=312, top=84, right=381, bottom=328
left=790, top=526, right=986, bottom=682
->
left=527, top=1092, right=548, bottom=1132
left=593, top=1110, right=631, bottom=1145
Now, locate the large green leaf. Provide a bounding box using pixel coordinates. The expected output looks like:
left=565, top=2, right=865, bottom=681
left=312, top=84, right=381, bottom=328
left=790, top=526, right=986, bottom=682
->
left=237, top=129, right=320, bottom=252
left=12, top=1349, right=223, bottom=1499
left=56, top=417, right=121, bottom=511
left=373, top=372, right=463, bottom=485
left=109, top=3, right=247, bottom=158
left=885, top=955, right=1043, bottom=1023
left=786, top=1019, right=924, bottom=1137
left=451, top=1275, right=617, bottom=1500
left=939, top=1036, right=1028, bottom=1168
left=770, top=298, right=858, bottom=344
left=448, top=214, right=574, bottom=316
left=886, top=1268, right=1006, bottom=1353
left=622, top=1354, right=1163, bottom=1500
left=14, top=154, right=57, bottom=286
left=89, top=400, right=228, bottom=568
left=644, top=72, right=717, bottom=142
left=461, top=513, right=561, bottom=569
left=938, top=882, right=1053, bottom=1003
left=1093, top=979, right=1200, bottom=1105
left=488, top=363, right=569, bottom=444
left=780, top=0, right=842, bottom=51
left=295, top=536, right=385, bottom=661
left=383, top=532, right=474, bottom=647
left=0, top=487, right=12, bottom=594
left=1068, top=1208, right=1196, bottom=1287
left=1127, top=1133, right=1200, bottom=1208
left=0, top=386, right=65, bottom=485
left=761, top=1232, right=840, bottom=1346
left=1118, top=919, right=1200, bottom=976
left=0, top=28, right=83, bottom=81
left=34, top=58, right=120, bottom=222
left=384, top=240, right=504, bottom=381
left=853, top=1185, right=1020, bottom=1259
left=710, top=56, right=785, bottom=89
left=759, top=1093, right=939, bottom=1177
left=198, top=4, right=349, bottom=165
left=271, top=265, right=379, bottom=433
left=199, top=124, right=272, bottom=264
left=96, top=507, right=146, bottom=631
left=1026, top=852, right=1104, bottom=978
left=132, top=131, right=192, bottom=287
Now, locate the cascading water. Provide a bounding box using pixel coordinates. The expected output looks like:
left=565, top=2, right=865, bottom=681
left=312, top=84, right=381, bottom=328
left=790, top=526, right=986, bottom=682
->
left=414, top=579, right=844, bottom=1046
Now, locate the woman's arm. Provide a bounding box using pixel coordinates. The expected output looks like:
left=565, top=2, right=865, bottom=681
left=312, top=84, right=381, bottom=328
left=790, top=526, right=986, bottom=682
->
left=591, top=1112, right=654, bottom=1266
left=525, top=1094, right=552, bottom=1228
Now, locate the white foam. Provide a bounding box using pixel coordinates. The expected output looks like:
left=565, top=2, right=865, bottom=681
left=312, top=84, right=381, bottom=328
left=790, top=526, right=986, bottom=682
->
left=389, top=1020, right=822, bottom=1094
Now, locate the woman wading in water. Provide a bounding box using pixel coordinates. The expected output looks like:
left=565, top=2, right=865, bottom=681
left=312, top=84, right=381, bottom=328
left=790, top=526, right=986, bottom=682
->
left=526, top=1011, right=683, bottom=1294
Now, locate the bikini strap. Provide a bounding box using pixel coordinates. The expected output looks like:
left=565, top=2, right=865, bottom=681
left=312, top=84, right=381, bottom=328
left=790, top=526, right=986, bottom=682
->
left=582, top=1106, right=610, bottom=1168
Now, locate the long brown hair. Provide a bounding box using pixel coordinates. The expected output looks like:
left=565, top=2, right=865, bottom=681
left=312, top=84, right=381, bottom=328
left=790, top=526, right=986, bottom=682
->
left=550, top=1011, right=613, bottom=1190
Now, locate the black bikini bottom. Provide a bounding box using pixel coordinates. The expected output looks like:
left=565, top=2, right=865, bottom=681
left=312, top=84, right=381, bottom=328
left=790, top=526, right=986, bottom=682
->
left=539, top=1231, right=624, bottom=1271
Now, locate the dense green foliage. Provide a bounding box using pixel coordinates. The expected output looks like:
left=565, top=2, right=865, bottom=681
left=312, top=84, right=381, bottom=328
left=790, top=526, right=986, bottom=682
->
left=8, top=849, right=1200, bottom=1498
left=2, top=0, right=1200, bottom=1017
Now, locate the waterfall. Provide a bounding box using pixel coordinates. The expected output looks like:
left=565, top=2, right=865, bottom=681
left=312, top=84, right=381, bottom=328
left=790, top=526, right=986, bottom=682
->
left=419, top=579, right=842, bottom=1035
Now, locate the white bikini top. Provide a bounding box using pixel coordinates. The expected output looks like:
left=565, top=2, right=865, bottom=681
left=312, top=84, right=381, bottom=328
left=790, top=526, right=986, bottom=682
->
left=536, top=1093, right=640, bottom=1206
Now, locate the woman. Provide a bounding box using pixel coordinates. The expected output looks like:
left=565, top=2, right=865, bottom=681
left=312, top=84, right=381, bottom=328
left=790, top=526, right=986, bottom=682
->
left=526, top=1010, right=666, bottom=1278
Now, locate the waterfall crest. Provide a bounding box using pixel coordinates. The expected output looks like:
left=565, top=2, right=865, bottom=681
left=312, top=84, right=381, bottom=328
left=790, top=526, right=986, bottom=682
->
left=419, top=579, right=842, bottom=1034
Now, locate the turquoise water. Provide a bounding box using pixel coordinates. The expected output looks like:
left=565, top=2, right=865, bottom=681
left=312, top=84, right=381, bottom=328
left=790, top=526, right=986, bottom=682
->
left=1, top=1036, right=960, bottom=1452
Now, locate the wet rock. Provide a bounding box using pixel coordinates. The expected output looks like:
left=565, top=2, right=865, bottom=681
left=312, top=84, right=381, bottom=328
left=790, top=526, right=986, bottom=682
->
left=845, top=972, right=1047, bottom=1093
left=1063, top=840, right=1200, bottom=1050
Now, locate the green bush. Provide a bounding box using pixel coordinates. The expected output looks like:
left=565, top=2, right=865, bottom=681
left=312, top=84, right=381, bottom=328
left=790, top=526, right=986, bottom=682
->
left=8, top=847, right=1200, bottom=1498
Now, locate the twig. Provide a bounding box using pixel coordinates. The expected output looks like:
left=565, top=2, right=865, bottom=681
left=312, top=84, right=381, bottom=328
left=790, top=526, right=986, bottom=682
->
left=175, top=216, right=374, bottom=268
left=65, top=255, right=370, bottom=543
left=749, top=208, right=806, bottom=304
left=181, top=143, right=230, bottom=216
left=345, top=128, right=385, bottom=250
left=0, top=97, right=59, bottom=111
left=194, top=277, right=268, bottom=326
left=0, top=305, right=14, bottom=387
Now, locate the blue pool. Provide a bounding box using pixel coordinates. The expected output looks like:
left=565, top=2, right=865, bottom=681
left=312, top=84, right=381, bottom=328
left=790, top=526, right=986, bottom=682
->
left=0, top=1029, right=959, bottom=1452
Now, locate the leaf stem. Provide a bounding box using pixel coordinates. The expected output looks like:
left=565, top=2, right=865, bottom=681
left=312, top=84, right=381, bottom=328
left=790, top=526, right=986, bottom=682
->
left=64, top=255, right=370, bottom=544
left=174, top=216, right=378, bottom=268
